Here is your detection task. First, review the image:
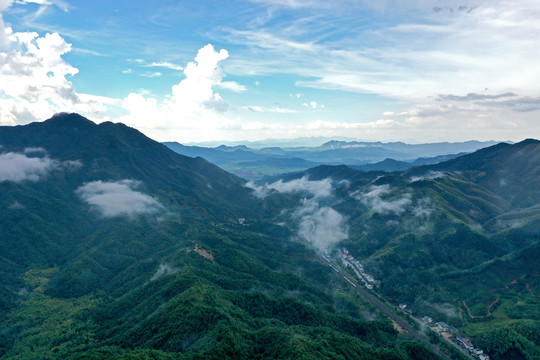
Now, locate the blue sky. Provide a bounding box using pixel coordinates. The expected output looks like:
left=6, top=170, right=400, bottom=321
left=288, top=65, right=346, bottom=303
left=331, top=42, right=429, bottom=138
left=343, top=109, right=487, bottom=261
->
left=1, top=0, right=539, bottom=143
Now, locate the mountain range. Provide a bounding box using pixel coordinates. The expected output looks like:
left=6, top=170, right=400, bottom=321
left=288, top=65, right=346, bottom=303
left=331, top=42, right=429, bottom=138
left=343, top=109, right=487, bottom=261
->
left=0, top=113, right=447, bottom=360
left=0, top=113, right=537, bottom=360
left=164, top=140, right=498, bottom=179
left=249, top=139, right=539, bottom=359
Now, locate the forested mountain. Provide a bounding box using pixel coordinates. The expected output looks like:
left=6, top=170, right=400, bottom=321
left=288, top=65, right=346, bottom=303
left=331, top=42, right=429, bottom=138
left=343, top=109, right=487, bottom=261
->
left=0, top=114, right=444, bottom=359
left=250, top=139, right=539, bottom=360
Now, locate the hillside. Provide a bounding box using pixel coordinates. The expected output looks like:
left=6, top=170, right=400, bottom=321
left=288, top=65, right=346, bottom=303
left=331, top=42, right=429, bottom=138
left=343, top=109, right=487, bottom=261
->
left=0, top=114, right=443, bottom=359
left=250, top=140, right=540, bottom=360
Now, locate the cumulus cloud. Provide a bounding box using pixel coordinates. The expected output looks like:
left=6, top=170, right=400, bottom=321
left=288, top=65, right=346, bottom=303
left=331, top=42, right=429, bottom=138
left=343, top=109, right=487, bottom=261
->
left=117, top=44, right=242, bottom=141
left=76, top=180, right=162, bottom=218
left=352, top=185, right=412, bottom=216
left=296, top=199, right=348, bottom=253
left=303, top=101, right=318, bottom=109
left=0, top=1, right=112, bottom=125
left=245, top=176, right=333, bottom=199
left=0, top=151, right=58, bottom=182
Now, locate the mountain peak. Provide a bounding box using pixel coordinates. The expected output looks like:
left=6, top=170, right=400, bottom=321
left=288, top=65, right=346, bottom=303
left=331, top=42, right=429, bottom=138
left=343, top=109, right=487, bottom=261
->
left=518, top=138, right=540, bottom=145
left=45, top=112, right=97, bottom=128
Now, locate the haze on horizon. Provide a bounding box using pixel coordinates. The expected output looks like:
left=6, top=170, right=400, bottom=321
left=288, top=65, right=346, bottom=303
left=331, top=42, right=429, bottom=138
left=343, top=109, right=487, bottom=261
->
left=0, top=0, right=539, bottom=144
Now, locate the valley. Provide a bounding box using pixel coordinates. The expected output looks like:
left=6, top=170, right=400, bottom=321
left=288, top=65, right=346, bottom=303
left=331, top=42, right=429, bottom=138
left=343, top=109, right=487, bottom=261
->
left=0, top=114, right=538, bottom=360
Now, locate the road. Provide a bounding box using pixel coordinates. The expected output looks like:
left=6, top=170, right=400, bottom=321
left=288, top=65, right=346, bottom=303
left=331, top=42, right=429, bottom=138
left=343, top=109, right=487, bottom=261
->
left=322, top=257, right=453, bottom=360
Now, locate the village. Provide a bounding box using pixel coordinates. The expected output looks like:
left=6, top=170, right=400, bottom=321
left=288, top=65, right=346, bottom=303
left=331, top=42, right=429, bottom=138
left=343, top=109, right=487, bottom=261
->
left=337, top=248, right=380, bottom=290
left=333, top=248, right=490, bottom=360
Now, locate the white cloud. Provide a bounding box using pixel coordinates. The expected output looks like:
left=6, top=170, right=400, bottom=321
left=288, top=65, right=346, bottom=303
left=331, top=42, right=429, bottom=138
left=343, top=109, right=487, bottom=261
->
left=0, top=149, right=78, bottom=182
left=76, top=179, right=162, bottom=218
left=409, top=171, right=447, bottom=183
left=296, top=199, right=348, bottom=254
left=218, top=1, right=540, bottom=142
left=0, top=0, right=11, bottom=50
left=244, top=105, right=297, bottom=113
left=248, top=176, right=351, bottom=252
left=352, top=185, right=412, bottom=216
left=23, top=146, right=46, bottom=154
left=302, top=101, right=320, bottom=109
left=0, top=151, right=56, bottom=182
left=140, top=71, right=162, bottom=78
left=150, top=263, right=179, bottom=281
left=245, top=176, right=333, bottom=199
left=412, top=197, right=433, bottom=218
left=118, top=44, right=242, bottom=141
left=307, top=119, right=397, bottom=130
left=246, top=176, right=347, bottom=252
left=217, top=81, right=247, bottom=92
left=228, top=2, right=540, bottom=100
left=146, top=61, right=183, bottom=71
left=0, top=1, right=112, bottom=125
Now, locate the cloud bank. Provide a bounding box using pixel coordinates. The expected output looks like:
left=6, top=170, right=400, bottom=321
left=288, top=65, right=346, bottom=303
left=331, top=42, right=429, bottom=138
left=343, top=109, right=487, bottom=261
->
left=245, top=176, right=333, bottom=199
left=246, top=176, right=347, bottom=252
left=76, top=179, right=162, bottom=218
left=352, top=185, right=412, bottom=216
left=296, top=199, right=348, bottom=254
left=0, top=149, right=78, bottom=182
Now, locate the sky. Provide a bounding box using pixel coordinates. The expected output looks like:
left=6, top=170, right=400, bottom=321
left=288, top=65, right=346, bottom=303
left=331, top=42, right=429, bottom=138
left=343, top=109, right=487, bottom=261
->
left=0, top=0, right=539, bottom=144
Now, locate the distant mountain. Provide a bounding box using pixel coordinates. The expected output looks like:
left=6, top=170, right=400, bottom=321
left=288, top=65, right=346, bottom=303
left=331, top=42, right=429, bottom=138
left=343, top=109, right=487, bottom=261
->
left=320, top=139, right=501, bottom=157
left=350, top=153, right=466, bottom=173
left=165, top=138, right=498, bottom=179
left=184, top=136, right=356, bottom=148
left=163, top=141, right=264, bottom=165
left=0, top=114, right=438, bottom=360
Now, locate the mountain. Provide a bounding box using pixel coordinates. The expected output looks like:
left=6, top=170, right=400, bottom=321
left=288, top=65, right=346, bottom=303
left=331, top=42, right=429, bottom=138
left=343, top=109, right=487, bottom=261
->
left=319, top=140, right=500, bottom=157
left=350, top=153, right=466, bottom=173
left=251, top=140, right=540, bottom=360
left=406, top=139, right=540, bottom=208
left=163, top=142, right=265, bottom=165
left=165, top=138, right=497, bottom=179
left=0, top=114, right=442, bottom=360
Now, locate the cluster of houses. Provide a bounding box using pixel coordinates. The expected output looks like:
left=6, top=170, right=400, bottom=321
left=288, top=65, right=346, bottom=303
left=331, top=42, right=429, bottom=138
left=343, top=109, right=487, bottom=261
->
left=425, top=319, right=489, bottom=360
left=328, top=248, right=491, bottom=360
left=456, top=337, right=490, bottom=360
left=338, top=248, right=380, bottom=290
